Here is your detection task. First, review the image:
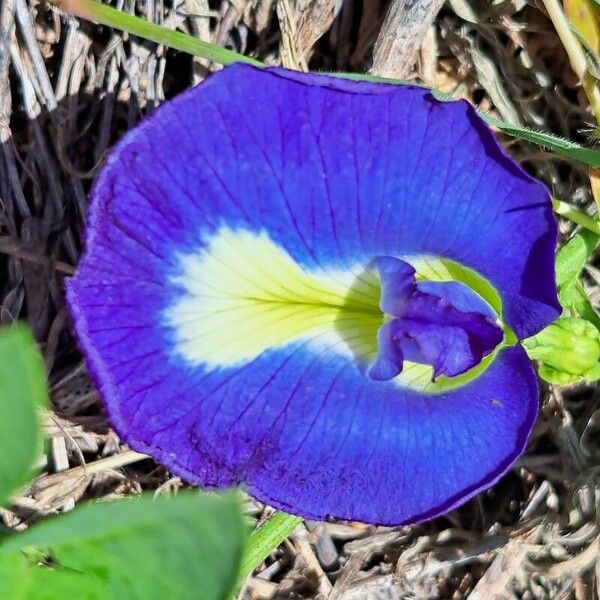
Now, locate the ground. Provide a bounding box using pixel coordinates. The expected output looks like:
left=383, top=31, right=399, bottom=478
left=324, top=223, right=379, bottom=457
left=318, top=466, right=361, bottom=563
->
left=0, top=0, right=599, bottom=598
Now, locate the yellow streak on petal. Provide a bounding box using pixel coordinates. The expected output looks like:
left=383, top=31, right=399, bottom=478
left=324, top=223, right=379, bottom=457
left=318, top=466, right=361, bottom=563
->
left=165, top=228, right=382, bottom=369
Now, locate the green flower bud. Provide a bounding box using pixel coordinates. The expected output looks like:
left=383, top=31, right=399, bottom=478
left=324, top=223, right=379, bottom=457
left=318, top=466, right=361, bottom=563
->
left=523, top=317, right=600, bottom=385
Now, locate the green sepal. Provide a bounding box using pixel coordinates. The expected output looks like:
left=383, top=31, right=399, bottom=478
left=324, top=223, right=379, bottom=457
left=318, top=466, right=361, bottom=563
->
left=538, top=362, right=600, bottom=385
left=523, top=317, right=600, bottom=385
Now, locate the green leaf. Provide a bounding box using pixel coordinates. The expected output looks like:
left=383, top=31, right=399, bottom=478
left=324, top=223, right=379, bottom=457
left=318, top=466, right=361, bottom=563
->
left=0, top=324, right=46, bottom=506
left=573, top=281, right=600, bottom=329
left=554, top=230, right=600, bottom=319
left=0, top=553, right=31, bottom=598
left=0, top=491, right=247, bottom=600
left=556, top=233, right=591, bottom=287
left=58, top=0, right=600, bottom=168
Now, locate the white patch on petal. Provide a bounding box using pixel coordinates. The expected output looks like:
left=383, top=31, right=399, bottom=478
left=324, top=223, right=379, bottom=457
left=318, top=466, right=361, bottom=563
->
left=164, top=228, right=382, bottom=369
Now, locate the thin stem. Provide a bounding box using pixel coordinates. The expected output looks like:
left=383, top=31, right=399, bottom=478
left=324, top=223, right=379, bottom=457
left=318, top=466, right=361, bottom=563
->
left=540, top=0, right=600, bottom=122
left=553, top=198, right=600, bottom=236
left=50, top=0, right=261, bottom=66
left=238, top=511, right=302, bottom=583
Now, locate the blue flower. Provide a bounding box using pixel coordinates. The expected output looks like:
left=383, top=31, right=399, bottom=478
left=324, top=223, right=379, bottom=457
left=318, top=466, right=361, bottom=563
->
left=67, top=65, right=560, bottom=525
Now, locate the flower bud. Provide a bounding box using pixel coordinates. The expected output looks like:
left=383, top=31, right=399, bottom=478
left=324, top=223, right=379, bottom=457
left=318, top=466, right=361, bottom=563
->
left=523, top=318, right=600, bottom=385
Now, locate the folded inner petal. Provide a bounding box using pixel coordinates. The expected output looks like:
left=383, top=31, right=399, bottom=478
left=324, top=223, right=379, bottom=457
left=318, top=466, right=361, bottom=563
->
left=370, top=256, right=504, bottom=381
left=367, top=320, right=404, bottom=381
left=371, top=256, right=416, bottom=316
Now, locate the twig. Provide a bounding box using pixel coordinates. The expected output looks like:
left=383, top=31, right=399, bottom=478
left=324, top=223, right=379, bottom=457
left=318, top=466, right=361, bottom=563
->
left=31, top=450, right=148, bottom=489
left=0, top=242, right=75, bottom=275
left=291, top=525, right=333, bottom=595
left=370, top=0, right=445, bottom=79
left=276, top=0, right=307, bottom=71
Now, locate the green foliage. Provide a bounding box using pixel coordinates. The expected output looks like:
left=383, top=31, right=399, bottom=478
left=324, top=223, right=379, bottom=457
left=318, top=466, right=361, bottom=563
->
left=556, top=233, right=593, bottom=287
left=0, top=492, right=247, bottom=600
left=479, top=113, right=600, bottom=168
left=523, top=317, right=600, bottom=385
left=0, top=323, right=248, bottom=600
left=526, top=230, right=600, bottom=385
left=554, top=230, right=600, bottom=330
left=0, top=324, right=46, bottom=506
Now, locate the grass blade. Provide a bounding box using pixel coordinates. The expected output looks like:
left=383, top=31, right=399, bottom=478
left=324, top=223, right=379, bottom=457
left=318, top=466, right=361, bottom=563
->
left=50, top=0, right=600, bottom=167
left=238, top=512, right=302, bottom=583
left=53, top=0, right=260, bottom=66
left=338, top=72, right=600, bottom=167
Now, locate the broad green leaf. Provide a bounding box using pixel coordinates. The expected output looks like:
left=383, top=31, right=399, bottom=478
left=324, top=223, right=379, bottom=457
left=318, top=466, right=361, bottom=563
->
left=57, top=0, right=600, bottom=168
left=0, top=553, right=31, bottom=598
left=0, top=324, right=46, bottom=506
left=0, top=491, right=247, bottom=600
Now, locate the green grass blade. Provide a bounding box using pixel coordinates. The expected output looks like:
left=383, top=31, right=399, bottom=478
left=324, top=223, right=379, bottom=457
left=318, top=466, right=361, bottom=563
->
left=57, top=0, right=260, bottom=66
left=238, top=512, right=302, bottom=583
left=479, top=112, right=600, bottom=167
left=51, top=1, right=600, bottom=167
left=336, top=72, right=600, bottom=167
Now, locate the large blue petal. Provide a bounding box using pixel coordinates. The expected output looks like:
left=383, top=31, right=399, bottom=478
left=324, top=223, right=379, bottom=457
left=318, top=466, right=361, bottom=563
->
left=83, top=64, right=558, bottom=338
left=67, top=65, right=555, bottom=524
left=68, top=282, right=537, bottom=524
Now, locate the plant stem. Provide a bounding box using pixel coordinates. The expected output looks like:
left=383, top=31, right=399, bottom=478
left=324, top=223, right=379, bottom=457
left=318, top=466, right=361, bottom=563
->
left=540, top=0, right=600, bottom=122
left=238, top=511, right=302, bottom=583
left=553, top=198, right=600, bottom=235
left=50, top=0, right=261, bottom=66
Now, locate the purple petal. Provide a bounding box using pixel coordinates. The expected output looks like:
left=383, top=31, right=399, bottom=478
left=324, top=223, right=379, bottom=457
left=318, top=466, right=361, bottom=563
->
left=369, top=257, right=503, bottom=379
left=67, top=65, right=556, bottom=525
left=397, top=293, right=504, bottom=378
left=371, top=256, right=416, bottom=317
left=368, top=320, right=404, bottom=381
left=67, top=283, right=539, bottom=524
